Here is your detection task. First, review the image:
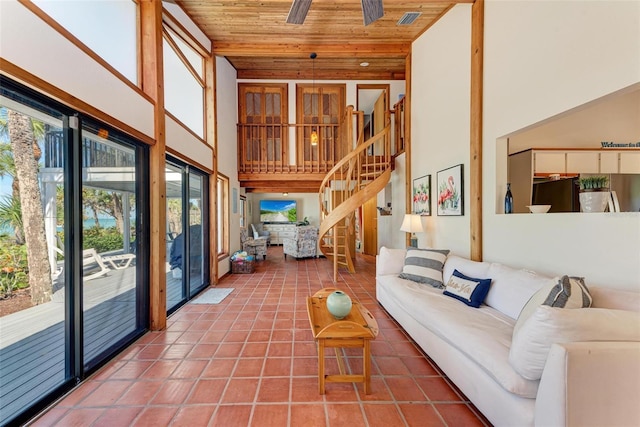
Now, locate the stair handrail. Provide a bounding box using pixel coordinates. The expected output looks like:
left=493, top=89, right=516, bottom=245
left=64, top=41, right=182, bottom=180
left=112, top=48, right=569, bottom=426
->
left=319, top=125, right=391, bottom=236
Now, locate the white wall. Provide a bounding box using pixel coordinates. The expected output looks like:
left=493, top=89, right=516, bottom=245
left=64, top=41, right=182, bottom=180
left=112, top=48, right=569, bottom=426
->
left=411, top=1, right=640, bottom=290
left=411, top=4, right=472, bottom=257
left=215, top=57, right=240, bottom=277
left=0, top=0, right=154, bottom=138
left=378, top=153, right=408, bottom=251
left=165, top=117, right=213, bottom=170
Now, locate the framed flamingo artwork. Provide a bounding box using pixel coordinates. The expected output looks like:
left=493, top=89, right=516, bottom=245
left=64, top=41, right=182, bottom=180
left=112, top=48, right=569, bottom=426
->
left=412, top=175, right=431, bottom=216
left=437, top=164, right=464, bottom=216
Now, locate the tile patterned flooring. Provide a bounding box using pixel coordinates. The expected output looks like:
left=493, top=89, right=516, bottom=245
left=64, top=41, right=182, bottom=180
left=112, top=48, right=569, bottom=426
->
left=30, top=248, right=490, bottom=426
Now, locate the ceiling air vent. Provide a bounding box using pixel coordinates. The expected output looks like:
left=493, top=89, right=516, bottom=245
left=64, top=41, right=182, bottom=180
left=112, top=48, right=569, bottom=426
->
left=397, top=12, right=422, bottom=26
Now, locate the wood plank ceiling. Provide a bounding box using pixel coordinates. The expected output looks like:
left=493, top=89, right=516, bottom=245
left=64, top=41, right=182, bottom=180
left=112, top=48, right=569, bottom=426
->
left=172, top=0, right=471, bottom=80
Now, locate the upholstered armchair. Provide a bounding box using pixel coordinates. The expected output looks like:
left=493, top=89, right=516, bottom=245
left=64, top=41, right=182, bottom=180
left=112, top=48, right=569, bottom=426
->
left=250, top=223, right=271, bottom=246
left=240, top=227, right=267, bottom=260
left=283, top=225, right=318, bottom=259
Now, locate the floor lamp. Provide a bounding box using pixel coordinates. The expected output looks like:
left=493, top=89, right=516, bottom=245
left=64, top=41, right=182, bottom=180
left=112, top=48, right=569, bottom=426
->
left=400, top=214, right=424, bottom=248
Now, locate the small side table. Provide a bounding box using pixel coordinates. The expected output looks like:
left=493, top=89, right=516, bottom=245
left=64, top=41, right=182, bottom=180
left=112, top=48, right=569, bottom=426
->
left=306, top=288, right=379, bottom=394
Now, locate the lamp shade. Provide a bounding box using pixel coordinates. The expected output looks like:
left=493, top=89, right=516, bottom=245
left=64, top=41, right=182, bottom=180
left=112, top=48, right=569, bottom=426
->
left=400, top=214, right=424, bottom=233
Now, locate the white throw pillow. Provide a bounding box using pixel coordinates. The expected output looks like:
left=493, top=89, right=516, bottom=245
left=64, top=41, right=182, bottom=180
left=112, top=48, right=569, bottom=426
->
left=376, top=247, right=407, bottom=276
left=398, top=248, right=450, bottom=288
left=509, top=305, right=640, bottom=380
left=484, top=263, right=551, bottom=320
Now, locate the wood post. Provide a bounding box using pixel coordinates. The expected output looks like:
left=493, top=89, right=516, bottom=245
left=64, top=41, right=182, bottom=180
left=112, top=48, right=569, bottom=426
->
left=470, top=0, right=484, bottom=261
left=140, top=0, right=167, bottom=330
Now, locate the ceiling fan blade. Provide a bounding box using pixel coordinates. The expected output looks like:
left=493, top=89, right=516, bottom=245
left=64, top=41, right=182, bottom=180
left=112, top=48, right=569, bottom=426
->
left=361, top=0, right=384, bottom=26
left=287, top=0, right=312, bottom=25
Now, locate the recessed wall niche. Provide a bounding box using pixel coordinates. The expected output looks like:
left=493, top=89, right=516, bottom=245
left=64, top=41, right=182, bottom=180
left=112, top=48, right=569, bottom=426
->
left=497, top=84, right=640, bottom=214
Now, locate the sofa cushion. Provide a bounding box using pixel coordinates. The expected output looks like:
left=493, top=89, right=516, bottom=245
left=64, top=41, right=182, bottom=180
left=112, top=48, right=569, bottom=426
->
left=443, top=269, right=492, bottom=308
left=513, top=275, right=592, bottom=337
left=590, top=286, right=640, bottom=312
left=398, top=248, right=450, bottom=288
left=377, top=246, right=407, bottom=276
left=377, top=274, right=540, bottom=398
left=484, top=263, right=552, bottom=320
left=442, top=255, right=492, bottom=286
left=509, top=305, right=640, bottom=380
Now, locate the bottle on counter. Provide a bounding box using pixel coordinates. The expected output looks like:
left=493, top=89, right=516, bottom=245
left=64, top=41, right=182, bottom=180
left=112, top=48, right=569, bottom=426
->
left=505, top=183, right=513, bottom=214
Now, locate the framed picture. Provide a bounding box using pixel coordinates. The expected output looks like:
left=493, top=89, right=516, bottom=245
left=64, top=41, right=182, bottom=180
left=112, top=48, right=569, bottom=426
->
left=437, top=164, right=464, bottom=216
left=412, top=175, right=431, bottom=216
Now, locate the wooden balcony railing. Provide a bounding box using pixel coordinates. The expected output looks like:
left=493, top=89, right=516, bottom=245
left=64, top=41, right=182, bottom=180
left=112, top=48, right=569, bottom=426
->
left=237, top=122, right=348, bottom=175
left=393, top=95, right=405, bottom=156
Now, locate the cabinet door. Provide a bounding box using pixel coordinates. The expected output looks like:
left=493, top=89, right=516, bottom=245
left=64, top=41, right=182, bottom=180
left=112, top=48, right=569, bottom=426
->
left=600, top=152, right=619, bottom=173
left=619, top=152, right=640, bottom=173
left=566, top=152, right=599, bottom=173
left=534, top=152, right=565, bottom=174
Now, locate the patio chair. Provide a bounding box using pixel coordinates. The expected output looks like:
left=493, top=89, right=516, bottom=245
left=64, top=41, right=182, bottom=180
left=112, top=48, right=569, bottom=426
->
left=240, top=227, right=267, bottom=260
left=82, top=249, right=112, bottom=280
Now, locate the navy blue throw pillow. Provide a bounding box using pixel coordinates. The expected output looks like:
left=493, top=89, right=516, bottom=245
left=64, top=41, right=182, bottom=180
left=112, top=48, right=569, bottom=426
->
left=443, top=269, right=492, bottom=308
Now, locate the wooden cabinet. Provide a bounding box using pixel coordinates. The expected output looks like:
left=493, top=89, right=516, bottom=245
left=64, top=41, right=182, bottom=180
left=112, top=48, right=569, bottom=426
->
left=600, top=152, right=619, bottom=173
left=566, top=151, right=599, bottom=173
left=534, top=151, right=565, bottom=173
left=262, top=223, right=296, bottom=245
left=619, top=152, right=640, bottom=173
left=527, top=149, right=640, bottom=175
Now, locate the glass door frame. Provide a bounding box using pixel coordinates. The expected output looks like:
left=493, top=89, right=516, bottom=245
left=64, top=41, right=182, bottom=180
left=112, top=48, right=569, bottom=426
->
left=165, top=156, right=210, bottom=315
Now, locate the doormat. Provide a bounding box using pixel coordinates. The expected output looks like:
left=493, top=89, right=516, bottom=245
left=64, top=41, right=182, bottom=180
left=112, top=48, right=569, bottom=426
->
left=191, top=288, right=234, bottom=304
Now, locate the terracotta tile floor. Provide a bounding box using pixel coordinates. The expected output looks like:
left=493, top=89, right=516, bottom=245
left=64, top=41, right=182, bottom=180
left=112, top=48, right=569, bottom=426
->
left=30, top=248, right=490, bottom=426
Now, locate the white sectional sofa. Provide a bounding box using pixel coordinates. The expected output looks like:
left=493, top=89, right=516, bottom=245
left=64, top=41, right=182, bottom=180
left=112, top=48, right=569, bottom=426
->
left=376, top=247, right=640, bottom=427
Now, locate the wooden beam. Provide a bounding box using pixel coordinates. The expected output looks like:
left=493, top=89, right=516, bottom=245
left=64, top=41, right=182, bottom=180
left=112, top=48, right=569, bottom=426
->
left=140, top=0, right=167, bottom=331
left=404, top=52, right=412, bottom=248
left=212, top=42, right=411, bottom=57
left=470, top=0, right=484, bottom=261
left=237, top=69, right=405, bottom=81
left=206, top=53, right=218, bottom=285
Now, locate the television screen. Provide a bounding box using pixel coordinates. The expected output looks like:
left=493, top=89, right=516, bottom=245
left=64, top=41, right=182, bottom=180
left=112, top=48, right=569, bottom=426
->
left=260, top=200, right=297, bottom=223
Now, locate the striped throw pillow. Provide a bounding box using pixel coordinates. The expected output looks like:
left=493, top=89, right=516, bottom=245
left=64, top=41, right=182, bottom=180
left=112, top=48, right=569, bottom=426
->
left=542, top=275, right=592, bottom=308
left=398, top=248, right=450, bottom=288
left=513, top=275, right=592, bottom=339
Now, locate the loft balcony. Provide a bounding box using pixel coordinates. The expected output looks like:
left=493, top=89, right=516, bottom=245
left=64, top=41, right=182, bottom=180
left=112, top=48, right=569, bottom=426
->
left=237, top=122, right=348, bottom=193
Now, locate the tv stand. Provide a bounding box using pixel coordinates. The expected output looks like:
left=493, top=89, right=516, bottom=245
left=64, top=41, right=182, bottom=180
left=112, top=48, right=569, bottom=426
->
left=262, top=223, right=296, bottom=245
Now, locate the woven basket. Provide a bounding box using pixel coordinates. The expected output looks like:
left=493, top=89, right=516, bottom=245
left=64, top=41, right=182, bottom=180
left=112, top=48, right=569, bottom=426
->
left=231, top=259, right=255, bottom=274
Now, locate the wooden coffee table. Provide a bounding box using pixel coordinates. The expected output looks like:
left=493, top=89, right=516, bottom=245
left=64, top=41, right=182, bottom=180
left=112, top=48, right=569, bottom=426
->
left=306, top=288, right=379, bottom=394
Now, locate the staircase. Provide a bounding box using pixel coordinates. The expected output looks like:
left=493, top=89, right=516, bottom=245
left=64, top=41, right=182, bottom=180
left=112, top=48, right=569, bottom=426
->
left=318, top=106, right=392, bottom=282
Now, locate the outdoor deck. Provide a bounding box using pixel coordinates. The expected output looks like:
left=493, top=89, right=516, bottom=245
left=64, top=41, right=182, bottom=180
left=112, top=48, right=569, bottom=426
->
left=0, top=265, right=185, bottom=422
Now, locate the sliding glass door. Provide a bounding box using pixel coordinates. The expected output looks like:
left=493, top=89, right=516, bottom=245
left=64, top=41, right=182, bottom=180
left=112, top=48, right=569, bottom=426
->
left=0, top=84, right=68, bottom=425
left=165, top=158, right=209, bottom=314
left=81, top=121, right=146, bottom=370
left=0, top=77, right=149, bottom=426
